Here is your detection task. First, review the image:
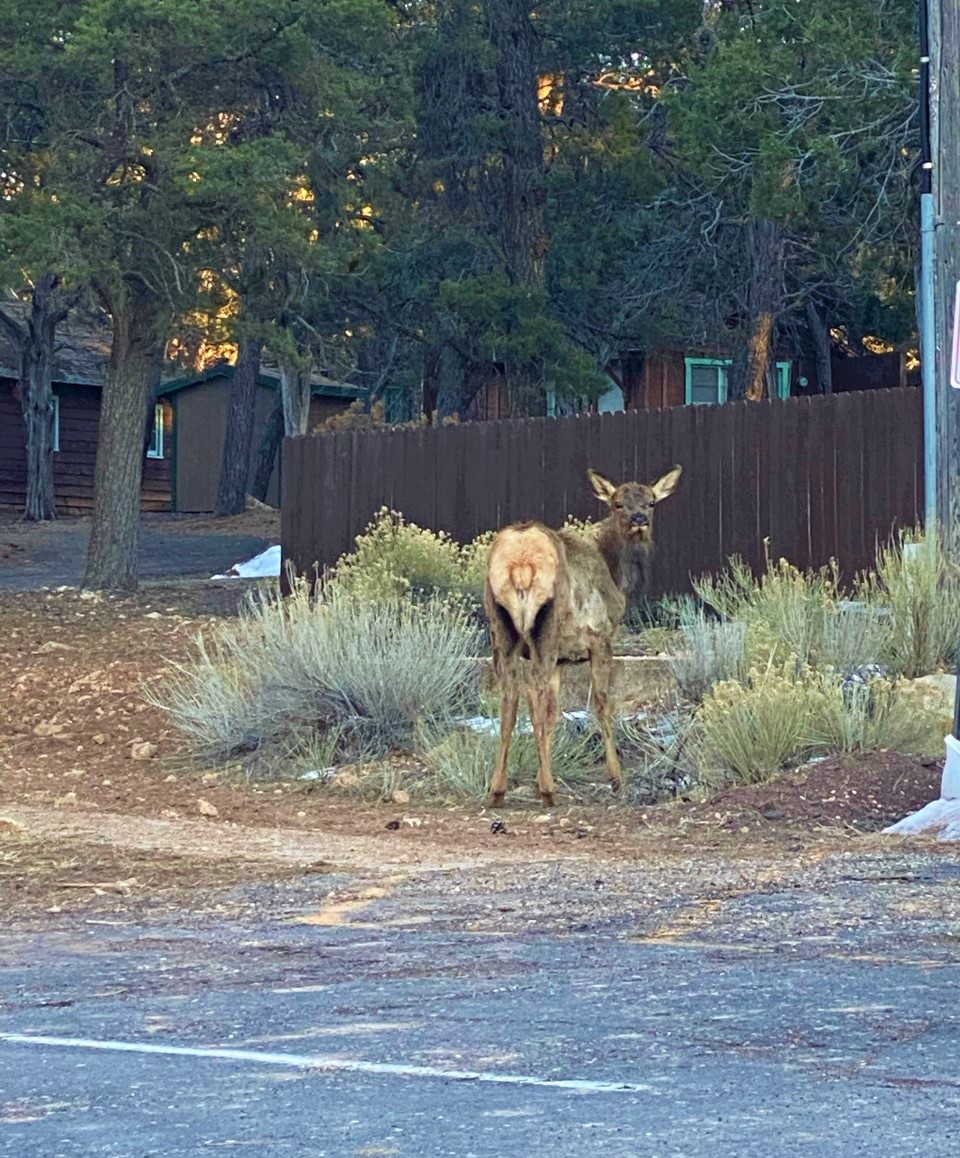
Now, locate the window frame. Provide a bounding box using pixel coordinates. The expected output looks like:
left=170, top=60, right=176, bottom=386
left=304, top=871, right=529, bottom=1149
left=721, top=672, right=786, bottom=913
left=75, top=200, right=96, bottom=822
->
left=146, top=402, right=164, bottom=459
left=684, top=357, right=792, bottom=404
left=51, top=393, right=60, bottom=452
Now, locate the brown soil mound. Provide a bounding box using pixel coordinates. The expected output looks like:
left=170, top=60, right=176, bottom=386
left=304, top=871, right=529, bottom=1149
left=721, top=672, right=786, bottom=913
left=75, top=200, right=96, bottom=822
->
left=672, top=752, right=942, bottom=834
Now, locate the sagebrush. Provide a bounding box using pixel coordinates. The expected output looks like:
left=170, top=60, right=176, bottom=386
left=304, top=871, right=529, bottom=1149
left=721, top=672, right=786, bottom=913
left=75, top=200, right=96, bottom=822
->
left=152, top=580, right=483, bottom=764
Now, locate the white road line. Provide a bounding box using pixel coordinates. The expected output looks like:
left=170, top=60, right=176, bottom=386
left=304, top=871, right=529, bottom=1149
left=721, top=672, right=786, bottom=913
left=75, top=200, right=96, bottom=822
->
left=0, top=1033, right=650, bottom=1095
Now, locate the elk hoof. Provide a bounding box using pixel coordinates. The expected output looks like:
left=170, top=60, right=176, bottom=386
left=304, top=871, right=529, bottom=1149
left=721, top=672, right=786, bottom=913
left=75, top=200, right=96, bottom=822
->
left=540, top=791, right=556, bottom=808
left=490, top=792, right=506, bottom=808
left=610, top=778, right=622, bottom=796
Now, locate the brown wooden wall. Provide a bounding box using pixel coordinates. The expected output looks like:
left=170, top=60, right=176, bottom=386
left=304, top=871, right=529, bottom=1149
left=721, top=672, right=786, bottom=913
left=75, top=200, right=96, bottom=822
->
left=0, top=381, right=172, bottom=513
left=463, top=348, right=912, bottom=419
left=171, top=379, right=281, bottom=512
left=169, top=378, right=351, bottom=512
left=282, top=388, right=923, bottom=598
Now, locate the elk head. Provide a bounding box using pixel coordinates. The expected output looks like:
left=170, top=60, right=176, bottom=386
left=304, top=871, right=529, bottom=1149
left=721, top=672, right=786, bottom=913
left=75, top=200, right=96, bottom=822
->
left=587, top=465, right=682, bottom=546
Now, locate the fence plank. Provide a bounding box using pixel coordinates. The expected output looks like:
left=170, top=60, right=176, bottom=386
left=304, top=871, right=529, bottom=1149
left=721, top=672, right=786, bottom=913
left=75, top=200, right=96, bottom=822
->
left=834, top=392, right=867, bottom=581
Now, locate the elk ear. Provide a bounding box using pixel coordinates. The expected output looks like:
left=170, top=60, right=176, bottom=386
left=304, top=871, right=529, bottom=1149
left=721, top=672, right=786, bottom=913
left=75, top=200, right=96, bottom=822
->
left=588, top=469, right=617, bottom=505
left=651, top=464, right=682, bottom=503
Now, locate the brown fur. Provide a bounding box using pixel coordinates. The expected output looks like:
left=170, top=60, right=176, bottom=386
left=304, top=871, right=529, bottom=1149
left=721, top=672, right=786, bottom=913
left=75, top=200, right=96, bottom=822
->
left=486, top=525, right=559, bottom=638
left=485, top=465, right=682, bottom=806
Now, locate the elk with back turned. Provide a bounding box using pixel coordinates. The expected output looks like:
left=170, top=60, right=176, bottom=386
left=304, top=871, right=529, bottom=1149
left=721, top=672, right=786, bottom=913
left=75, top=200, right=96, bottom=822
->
left=484, top=464, right=682, bottom=806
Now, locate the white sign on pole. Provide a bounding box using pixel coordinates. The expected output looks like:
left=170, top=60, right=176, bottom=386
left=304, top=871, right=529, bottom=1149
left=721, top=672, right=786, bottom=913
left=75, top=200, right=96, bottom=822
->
left=952, top=279, right=960, bottom=390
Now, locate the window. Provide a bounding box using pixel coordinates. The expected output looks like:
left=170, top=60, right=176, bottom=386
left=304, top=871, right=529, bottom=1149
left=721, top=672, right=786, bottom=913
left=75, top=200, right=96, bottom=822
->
left=684, top=358, right=791, bottom=404
left=52, top=394, right=60, bottom=452
left=685, top=358, right=727, bottom=404
left=147, top=403, right=164, bottom=459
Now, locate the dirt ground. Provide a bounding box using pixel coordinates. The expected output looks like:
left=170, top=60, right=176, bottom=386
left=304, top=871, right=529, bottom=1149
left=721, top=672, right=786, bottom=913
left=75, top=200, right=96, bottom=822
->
left=0, top=507, right=280, bottom=543
left=0, top=584, right=951, bottom=926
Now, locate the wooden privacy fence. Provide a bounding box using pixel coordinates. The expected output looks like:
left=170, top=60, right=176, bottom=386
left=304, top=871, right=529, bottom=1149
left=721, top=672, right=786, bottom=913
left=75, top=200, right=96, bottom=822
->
left=281, top=388, right=924, bottom=597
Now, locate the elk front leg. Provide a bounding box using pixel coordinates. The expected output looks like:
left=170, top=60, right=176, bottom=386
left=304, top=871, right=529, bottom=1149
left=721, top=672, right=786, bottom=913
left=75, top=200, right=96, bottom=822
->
left=489, top=688, right=519, bottom=807
left=526, top=669, right=561, bottom=807
left=590, top=643, right=622, bottom=793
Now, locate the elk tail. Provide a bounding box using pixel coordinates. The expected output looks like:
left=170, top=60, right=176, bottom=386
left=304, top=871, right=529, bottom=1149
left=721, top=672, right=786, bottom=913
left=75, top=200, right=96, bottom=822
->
left=487, top=525, right=560, bottom=639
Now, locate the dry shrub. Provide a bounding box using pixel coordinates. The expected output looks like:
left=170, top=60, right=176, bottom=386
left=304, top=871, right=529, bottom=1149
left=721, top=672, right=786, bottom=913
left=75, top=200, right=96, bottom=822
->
left=151, top=581, right=483, bottom=764
left=855, top=529, right=960, bottom=677
left=669, top=615, right=749, bottom=701
left=692, top=661, right=943, bottom=786
left=332, top=508, right=495, bottom=607
left=694, top=662, right=822, bottom=784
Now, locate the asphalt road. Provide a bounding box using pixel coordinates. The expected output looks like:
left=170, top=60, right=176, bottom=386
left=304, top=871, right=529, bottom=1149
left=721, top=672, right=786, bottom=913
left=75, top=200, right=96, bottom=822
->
left=2, top=858, right=960, bottom=1157
left=0, top=527, right=270, bottom=590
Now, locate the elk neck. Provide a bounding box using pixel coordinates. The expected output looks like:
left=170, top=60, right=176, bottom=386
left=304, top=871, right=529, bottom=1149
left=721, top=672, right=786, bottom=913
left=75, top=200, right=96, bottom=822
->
left=596, top=517, right=652, bottom=591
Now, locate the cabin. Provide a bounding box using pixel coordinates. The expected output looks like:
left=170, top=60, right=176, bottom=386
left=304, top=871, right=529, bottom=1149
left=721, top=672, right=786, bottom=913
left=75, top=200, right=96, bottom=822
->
left=0, top=328, right=361, bottom=515
left=158, top=365, right=363, bottom=512
left=466, top=346, right=916, bottom=420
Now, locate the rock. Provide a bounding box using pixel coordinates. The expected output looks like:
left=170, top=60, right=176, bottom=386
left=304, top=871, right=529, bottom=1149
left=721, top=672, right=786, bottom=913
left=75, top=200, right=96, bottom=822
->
left=558, top=817, right=572, bottom=829
left=130, top=741, right=158, bottom=761
left=197, top=798, right=219, bottom=818
left=490, top=818, right=508, bottom=835
left=898, top=674, right=956, bottom=735
left=92, top=733, right=107, bottom=746
left=384, top=819, right=401, bottom=831
left=33, top=721, right=66, bottom=737
left=401, top=816, right=422, bottom=828
left=245, top=494, right=276, bottom=511
left=331, top=770, right=359, bottom=790
left=34, top=641, right=72, bottom=654
left=533, top=814, right=553, bottom=825
left=0, top=817, right=26, bottom=834
left=54, top=791, right=77, bottom=807
left=391, top=789, right=410, bottom=806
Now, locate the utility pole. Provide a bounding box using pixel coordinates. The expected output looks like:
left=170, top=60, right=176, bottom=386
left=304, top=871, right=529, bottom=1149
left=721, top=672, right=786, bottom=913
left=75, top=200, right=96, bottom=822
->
left=920, top=0, right=936, bottom=532
left=932, top=0, right=960, bottom=555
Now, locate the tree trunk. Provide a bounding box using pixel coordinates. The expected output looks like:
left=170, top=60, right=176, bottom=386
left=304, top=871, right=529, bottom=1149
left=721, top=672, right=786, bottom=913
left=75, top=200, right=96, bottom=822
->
left=486, top=0, right=546, bottom=289
left=83, top=299, right=166, bottom=591
left=0, top=274, right=70, bottom=521
left=21, top=349, right=57, bottom=522
left=250, top=393, right=284, bottom=503
left=433, top=343, right=473, bottom=420
left=805, top=301, right=833, bottom=394
left=215, top=336, right=263, bottom=516
left=279, top=358, right=313, bottom=436
left=485, top=0, right=548, bottom=416
left=729, top=219, right=784, bottom=402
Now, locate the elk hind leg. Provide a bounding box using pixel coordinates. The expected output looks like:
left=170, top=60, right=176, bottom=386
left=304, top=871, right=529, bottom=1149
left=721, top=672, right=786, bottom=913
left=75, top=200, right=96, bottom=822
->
left=527, top=669, right=561, bottom=807
left=590, top=644, right=622, bottom=793
left=489, top=688, right=519, bottom=807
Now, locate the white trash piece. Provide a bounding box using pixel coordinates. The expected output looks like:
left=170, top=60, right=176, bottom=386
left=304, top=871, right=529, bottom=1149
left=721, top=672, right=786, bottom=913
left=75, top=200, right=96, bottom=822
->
left=943, top=732, right=960, bottom=799
left=211, top=544, right=281, bottom=580
left=883, top=733, right=960, bottom=841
